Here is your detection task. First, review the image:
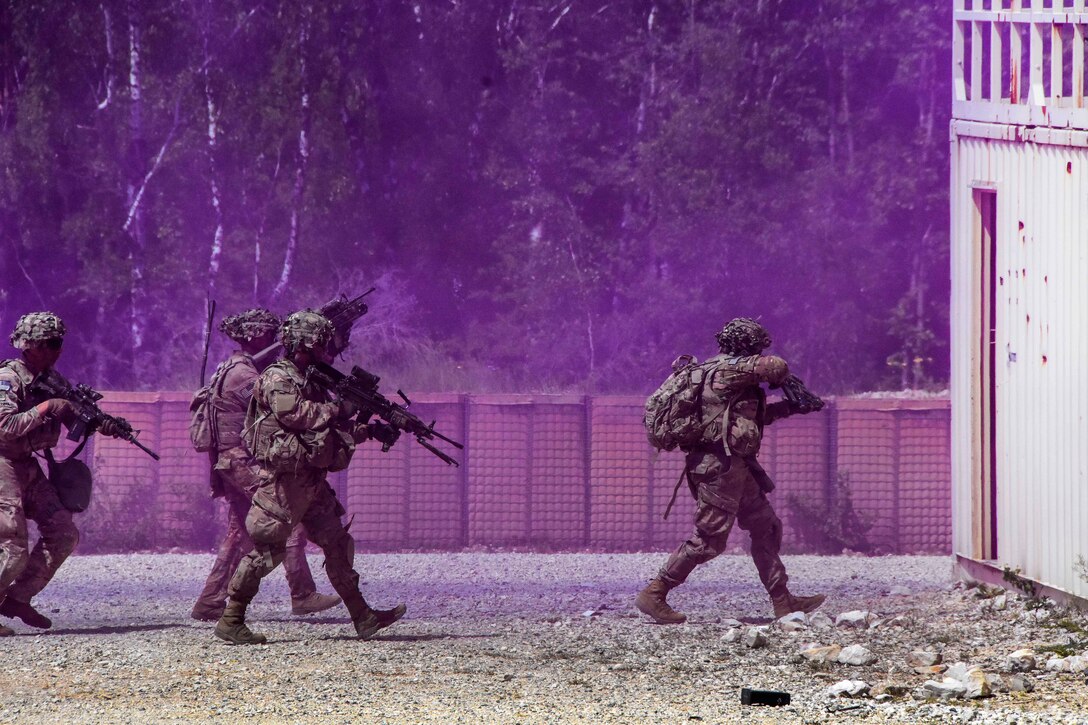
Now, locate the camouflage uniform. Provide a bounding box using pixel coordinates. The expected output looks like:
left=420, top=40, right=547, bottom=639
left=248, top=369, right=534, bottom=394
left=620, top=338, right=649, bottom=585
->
left=656, top=352, right=794, bottom=594
left=190, top=348, right=329, bottom=620
left=0, top=314, right=80, bottom=633
left=637, top=318, right=825, bottom=622
left=216, top=311, right=403, bottom=644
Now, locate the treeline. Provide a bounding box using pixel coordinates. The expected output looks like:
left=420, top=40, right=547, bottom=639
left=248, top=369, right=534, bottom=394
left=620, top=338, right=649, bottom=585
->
left=0, top=0, right=950, bottom=393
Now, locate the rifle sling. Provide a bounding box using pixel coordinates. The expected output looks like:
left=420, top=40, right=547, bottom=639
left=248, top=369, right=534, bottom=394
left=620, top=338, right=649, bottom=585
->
left=42, top=434, right=90, bottom=466
left=662, top=464, right=693, bottom=520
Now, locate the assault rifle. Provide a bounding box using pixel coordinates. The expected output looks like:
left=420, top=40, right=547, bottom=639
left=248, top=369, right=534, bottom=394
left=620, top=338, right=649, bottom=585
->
left=319, top=288, right=376, bottom=356
left=305, top=361, right=464, bottom=467
left=778, top=374, right=825, bottom=414
left=251, top=288, right=376, bottom=368
left=30, top=374, right=161, bottom=460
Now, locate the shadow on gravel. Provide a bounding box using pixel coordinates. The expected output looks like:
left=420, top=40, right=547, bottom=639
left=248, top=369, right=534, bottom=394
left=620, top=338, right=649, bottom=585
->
left=324, top=632, right=502, bottom=643
left=37, top=623, right=188, bottom=636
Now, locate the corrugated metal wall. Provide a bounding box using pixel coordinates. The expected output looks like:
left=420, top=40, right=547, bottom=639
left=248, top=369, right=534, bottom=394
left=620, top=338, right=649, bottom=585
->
left=57, top=393, right=952, bottom=555
left=951, top=123, right=1088, bottom=597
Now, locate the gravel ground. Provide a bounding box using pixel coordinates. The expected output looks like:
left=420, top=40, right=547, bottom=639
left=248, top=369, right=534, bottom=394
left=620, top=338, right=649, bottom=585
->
left=2, top=552, right=1087, bottom=724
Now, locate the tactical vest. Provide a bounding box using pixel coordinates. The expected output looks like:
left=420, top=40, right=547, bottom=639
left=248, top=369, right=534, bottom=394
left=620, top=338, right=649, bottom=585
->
left=0, top=358, right=63, bottom=459
left=245, top=360, right=353, bottom=472
left=703, top=355, right=767, bottom=458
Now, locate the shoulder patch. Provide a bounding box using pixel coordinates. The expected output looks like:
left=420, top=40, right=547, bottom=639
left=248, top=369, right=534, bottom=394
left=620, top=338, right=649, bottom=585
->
left=0, top=380, right=12, bottom=392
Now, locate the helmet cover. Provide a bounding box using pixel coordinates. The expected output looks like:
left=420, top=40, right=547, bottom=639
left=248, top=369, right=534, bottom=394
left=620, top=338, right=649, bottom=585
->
left=10, top=311, right=67, bottom=350
left=715, top=317, right=772, bottom=356
left=280, top=310, right=334, bottom=354
left=219, top=308, right=281, bottom=343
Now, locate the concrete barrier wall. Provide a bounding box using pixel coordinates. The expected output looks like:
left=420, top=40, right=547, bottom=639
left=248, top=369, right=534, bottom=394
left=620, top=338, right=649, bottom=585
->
left=68, top=393, right=951, bottom=554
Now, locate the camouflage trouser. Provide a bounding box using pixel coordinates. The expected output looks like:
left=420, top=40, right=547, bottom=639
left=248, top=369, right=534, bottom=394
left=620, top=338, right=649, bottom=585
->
left=227, top=466, right=368, bottom=620
left=193, top=448, right=316, bottom=611
left=0, top=455, right=79, bottom=604
left=658, top=451, right=788, bottom=599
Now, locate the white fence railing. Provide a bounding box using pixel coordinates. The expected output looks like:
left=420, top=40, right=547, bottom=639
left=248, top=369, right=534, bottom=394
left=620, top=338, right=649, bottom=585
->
left=954, top=0, right=1088, bottom=128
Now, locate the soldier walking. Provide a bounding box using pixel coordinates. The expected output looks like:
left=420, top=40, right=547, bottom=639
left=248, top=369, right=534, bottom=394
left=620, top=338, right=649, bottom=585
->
left=190, top=309, right=340, bottom=621
left=0, top=312, right=126, bottom=635
left=636, top=318, right=827, bottom=624
left=215, top=310, right=405, bottom=644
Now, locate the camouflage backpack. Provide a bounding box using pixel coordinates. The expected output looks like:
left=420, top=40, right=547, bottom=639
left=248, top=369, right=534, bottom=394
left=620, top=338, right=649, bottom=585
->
left=644, top=355, right=720, bottom=451
left=188, top=359, right=242, bottom=453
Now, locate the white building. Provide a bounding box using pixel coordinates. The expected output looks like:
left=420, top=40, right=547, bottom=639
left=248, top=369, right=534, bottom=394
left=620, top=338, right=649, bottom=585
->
left=951, top=1, right=1088, bottom=602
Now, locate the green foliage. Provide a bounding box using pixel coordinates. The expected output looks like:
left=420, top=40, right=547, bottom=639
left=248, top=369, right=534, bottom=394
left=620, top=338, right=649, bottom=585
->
left=1002, top=566, right=1040, bottom=600
left=0, top=0, right=951, bottom=394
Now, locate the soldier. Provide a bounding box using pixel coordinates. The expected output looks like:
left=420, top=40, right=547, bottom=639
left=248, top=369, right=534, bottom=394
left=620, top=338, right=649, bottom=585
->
left=190, top=309, right=340, bottom=621
left=215, top=310, right=405, bottom=644
left=635, top=318, right=826, bottom=624
left=0, top=312, right=126, bottom=636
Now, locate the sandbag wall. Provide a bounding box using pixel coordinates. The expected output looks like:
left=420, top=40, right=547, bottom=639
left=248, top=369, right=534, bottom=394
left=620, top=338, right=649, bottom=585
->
left=73, top=393, right=951, bottom=554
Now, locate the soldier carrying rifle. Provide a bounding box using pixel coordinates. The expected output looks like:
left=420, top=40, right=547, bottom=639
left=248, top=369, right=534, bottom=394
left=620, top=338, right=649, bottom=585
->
left=0, top=312, right=136, bottom=635
left=215, top=310, right=405, bottom=644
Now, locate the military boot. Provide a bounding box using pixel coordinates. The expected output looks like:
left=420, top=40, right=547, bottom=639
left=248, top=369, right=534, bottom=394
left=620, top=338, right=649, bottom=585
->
left=190, top=602, right=225, bottom=622
left=634, top=579, right=687, bottom=624
left=0, top=597, right=52, bottom=629
left=291, top=591, right=342, bottom=616
left=214, top=600, right=267, bottom=645
left=0, top=623, right=13, bottom=637
left=353, top=602, right=407, bottom=640
left=772, top=591, right=826, bottom=619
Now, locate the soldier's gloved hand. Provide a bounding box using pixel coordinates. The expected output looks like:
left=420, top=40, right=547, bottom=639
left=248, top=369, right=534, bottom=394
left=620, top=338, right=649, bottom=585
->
left=35, top=398, right=74, bottom=422
left=97, top=417, right=129, bottom=438
left=337, top=397, right=360, bottom=420
left=367, top=421, right=400, bottom=448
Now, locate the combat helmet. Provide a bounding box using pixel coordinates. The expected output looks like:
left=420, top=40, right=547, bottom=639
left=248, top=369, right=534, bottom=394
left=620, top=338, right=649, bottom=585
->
left=715, top=317, right=771, bottom=357
left=280, top=309, right=334, bottom=355
left=219, top=308, right=281, bottom=343
left=10, top=311, right=67, bottom=350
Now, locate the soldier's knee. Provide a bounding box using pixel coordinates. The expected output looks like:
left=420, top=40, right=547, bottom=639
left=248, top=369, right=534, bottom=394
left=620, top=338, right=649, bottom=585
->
left=313, top=523, right=354, bottom=565
left=2, top=542, right=30, bottom=578
left=246, top=508, right=291, bottom=547
left=41, top=510, right=79, bottom=556
left=749, top=514, right=783, bottom=550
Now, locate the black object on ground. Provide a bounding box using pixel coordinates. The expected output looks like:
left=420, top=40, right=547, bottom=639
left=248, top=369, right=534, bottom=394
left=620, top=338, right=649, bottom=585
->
left=740, top=687, right=791, bottom=706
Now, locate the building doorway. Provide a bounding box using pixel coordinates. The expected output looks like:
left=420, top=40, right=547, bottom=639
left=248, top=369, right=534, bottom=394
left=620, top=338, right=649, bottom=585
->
left=972, top=188, right=998, bottom=560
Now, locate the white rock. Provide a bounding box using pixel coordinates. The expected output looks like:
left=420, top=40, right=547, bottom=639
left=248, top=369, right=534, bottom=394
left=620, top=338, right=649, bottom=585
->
left=779, top=620, right=806, bottom=633
left=922, top=678, right=967, bottom=700
left=721, top=618, right=744, bottom=628
left=742, top=627, right=769, bottom=649
left=1068, top=655, right=1088, bottom=673
left=945, top=663, right=991, bottom=699
left=827, top=679, right=870, bottom=697
left=992, top=594, right=1007, bottom=611
left=1005, top=649, right=1036, bottom=672
left=835, top=610, right=874, bottom=628
left=721, top=628, right=742, bottom=643
left=837, top=644, right=878, bottom=666
left=808, top=612, right=834, bottom=629
left=779, top=611, right=807, bottom=625
left=907, top=650, right=942, bottom=668
left=800, top=644, right=843, bottom=664
left=888, top=585, right=912, bottom=596
left=1045, top=657, right=1068, bottom=672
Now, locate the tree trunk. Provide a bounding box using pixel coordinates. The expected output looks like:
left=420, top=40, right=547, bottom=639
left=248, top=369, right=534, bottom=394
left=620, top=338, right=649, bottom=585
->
left=271, top=8, right=312, bottom=303
left=126, top=0, right=149, bottom=373
left=201, top=8, right=225, bottom=312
